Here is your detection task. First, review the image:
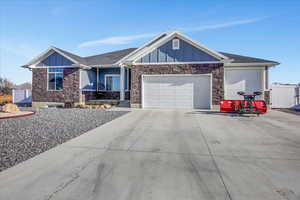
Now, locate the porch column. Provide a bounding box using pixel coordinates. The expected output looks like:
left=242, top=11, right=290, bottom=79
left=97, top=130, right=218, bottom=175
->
left=96, top=68, right=99, bottom=91
left=120, top=65, right=125, bottom=101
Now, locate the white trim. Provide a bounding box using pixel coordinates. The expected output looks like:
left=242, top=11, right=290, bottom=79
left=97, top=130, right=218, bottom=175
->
left=120, top=66, right=125, bottom=100
left=23, top=47, right=90, bottom=69
left=142, top=74, right=212, bottom=77
left=126, top=68, right=129, bottom=90
left=224, top=62, right=279, bottom=67
left=35, top=66, right=75, bottom=68
left=224, top=66, right=266, bottom=70
left=262, top=67, right=266, bottom=91
left=90, top=64, right=122, bottom=68
left=104, top=74, right=121, bottom=91
left=79, top=69, right=82, bottom=89
left=133, top=61, right=222, bottom=65
left=52, top=47, right=80, bottom=64
left=81, top=89, right=97, bottom=91
left=22, top=47, right=54, bottom=68
left=31, top=48, right=79, bottom=68
left=32, top=65, right=91, bottom=69
left=142, top=75, right=144, bottom=108
left=265, top=67, right=269, bottom=90
left=141, top=73, right=212, bottom=109
left=129, top=31, right=229, bottom=64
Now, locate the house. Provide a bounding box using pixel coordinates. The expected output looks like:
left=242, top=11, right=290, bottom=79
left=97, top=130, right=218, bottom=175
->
left=22, top=32, right=279, bottom=109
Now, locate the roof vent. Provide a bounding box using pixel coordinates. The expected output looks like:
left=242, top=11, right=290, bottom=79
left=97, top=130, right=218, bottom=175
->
left=172, top=39, right=180, bottom=50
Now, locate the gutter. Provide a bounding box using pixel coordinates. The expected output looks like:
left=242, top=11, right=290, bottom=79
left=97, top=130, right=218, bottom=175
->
left=224, top=62, right=280, bottom=67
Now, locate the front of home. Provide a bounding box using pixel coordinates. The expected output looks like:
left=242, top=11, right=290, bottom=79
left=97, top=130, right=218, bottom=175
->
left=22, top=32, right=279, bottom=109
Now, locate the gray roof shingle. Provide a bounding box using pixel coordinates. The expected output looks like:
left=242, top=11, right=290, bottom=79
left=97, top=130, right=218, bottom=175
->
left=219, top=52, right=279, bottom=64
left=50, top=47, right=279, bottom=66
left=84, top=48, right=137, bottom=65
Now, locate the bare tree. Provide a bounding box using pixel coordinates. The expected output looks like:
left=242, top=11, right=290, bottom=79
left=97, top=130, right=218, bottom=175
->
left=0, top=76, right=15, bottom=95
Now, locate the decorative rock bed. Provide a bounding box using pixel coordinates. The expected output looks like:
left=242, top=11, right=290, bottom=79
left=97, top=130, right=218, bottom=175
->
left=0, top=108, right=129, bottom=172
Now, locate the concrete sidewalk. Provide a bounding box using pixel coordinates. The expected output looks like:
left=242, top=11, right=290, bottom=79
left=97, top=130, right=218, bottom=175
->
left=0, top=110, right=300, bottom=200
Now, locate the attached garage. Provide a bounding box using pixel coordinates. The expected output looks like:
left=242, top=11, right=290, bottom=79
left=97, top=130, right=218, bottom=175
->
left=142, top=75, right=211, bottom=109
left=224, top=68, right=265, bottom=100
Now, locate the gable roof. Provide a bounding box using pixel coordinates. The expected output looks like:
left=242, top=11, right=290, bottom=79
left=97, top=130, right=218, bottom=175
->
left=123, top=31, right=229, bottom=64
left=22, top=32, right=279, bottom=68
left=21, top=47, right=90, bottom=69
left=54, top=47, right=86, bottom=64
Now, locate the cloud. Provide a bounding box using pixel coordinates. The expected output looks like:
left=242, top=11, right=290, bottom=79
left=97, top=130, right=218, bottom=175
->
left=181, top=18, right=266, bottom=32
left=1, top=44, right=40, bottom=59
left=78, top=17, right=266, bottom=48
left=78, top=33, right=156, bottom=48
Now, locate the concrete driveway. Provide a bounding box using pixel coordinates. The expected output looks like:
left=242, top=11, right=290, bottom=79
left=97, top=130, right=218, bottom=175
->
left=0, top=109, right=300, bottom=200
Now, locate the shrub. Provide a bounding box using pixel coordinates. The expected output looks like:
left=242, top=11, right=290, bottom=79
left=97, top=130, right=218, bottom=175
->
left=0, top=95, right=12, bottom=105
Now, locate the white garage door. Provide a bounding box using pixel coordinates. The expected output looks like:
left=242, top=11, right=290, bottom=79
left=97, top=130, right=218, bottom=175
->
left=142, top=75, right=211, bottom=109
left=225, top=68, right=264, bottom=100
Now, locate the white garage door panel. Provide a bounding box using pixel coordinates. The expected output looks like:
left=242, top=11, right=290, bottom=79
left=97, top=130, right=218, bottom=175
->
left=143, top=75, right=211, bottom=109
left=225, top=69, right=263, bottom=100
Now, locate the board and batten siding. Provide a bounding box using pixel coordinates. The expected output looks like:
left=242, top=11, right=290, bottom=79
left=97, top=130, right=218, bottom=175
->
left=37, top=52, right=74, bottom=66
left=137, top=37, right=219, bottom=63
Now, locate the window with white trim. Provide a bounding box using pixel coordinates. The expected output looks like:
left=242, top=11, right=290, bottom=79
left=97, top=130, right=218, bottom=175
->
left=172, top=39, right=180, bottom=50
left=48, top=68, right=64, bottom=90
left=105, top=74, right=120, bottom=91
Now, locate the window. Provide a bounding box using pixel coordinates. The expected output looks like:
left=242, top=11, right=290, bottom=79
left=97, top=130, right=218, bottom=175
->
left=105, top=74, right=120, bottom=91
left=172, top=39, right=180, bottom=50
left=48, top=68, right=64, bottom=90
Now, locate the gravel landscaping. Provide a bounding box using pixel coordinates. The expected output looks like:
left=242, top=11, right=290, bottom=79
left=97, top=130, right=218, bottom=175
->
left=0, top=108, right=128, bottom=172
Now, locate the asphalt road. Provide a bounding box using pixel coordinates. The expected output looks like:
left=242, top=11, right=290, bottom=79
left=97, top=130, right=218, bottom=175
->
left=0, top=109, right=300, bottom=200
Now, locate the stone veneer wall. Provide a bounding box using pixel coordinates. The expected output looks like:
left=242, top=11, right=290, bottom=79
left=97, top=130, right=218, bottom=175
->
left=81, top=91, right=130, bottom=102
left=32, top=68, right=80, bottom=103
left=130, top=63, right=224, bottom=107
left=264, top=91, right=270, bottom=105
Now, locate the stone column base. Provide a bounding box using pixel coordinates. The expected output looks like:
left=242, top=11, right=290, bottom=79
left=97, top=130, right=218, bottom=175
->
left=211, top=104, right=220, bottom=111
left=130, top=103, right=142, bottom=108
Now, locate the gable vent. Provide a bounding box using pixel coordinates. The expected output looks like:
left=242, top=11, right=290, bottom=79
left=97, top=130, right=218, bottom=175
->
left=172, top=39, right=180, bottom=50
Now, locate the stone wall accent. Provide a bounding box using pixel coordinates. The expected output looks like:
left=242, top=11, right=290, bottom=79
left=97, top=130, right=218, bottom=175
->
left=32, top=68, right=80, bottom=103
left=130, top=63, right=224, bottom=106
left=264, top=90, right=270, bottom=105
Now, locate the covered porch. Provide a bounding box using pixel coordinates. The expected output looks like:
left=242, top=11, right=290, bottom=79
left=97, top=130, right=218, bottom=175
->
left=80, top=66, right=131, bottom=103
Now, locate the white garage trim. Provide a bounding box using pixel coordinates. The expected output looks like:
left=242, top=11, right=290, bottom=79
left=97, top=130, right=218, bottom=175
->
left=141, top=74, right=212, bottom=109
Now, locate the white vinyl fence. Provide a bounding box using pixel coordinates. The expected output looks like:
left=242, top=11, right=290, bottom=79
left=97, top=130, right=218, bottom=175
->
left=12, top=89, right=32, bottom=104
left=270, top=84, right=300, bottom=108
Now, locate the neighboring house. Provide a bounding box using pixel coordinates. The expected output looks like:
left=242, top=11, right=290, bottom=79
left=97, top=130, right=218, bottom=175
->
left=22, top=32, right=279, bottom=109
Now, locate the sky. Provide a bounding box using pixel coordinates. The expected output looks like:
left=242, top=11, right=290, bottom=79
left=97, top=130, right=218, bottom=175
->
left=0, top=0, right=299, bottom=85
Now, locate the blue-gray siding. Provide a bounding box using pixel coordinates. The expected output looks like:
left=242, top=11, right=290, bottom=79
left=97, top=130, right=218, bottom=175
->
left=138, top=37, right=219, bottom=63
left=80, top=67, right=129, bottom=91
left=38, top=52, right=74, bottom=66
